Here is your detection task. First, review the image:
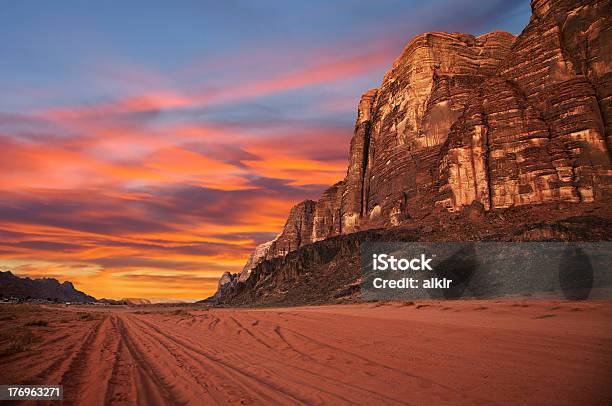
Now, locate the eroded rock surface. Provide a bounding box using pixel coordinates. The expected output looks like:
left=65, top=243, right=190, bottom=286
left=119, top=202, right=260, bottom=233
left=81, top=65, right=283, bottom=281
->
left=210, top=0, right=611, bottom=303
left=238, top=238, right=276, bottom=283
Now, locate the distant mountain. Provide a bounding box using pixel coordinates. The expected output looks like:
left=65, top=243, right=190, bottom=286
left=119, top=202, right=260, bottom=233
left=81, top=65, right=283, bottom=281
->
left=121, top=298, right=151, bottom=305
left=0, top=271, right=96, bottom=303
left=98, top=298, right=152, bottom=305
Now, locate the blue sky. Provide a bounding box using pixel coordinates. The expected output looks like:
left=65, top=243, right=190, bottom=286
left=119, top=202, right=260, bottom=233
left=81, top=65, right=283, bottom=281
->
left=1, top=0, right=530, bottom=113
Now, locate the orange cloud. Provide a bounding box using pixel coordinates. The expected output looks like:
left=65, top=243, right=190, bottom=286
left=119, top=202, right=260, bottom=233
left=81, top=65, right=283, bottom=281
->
left=0, top=41, right=388, bottom=301
left=0, top=179, right=314, bottom=299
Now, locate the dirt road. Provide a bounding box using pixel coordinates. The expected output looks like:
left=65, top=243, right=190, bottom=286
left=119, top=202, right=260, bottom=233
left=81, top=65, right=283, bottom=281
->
left=1, top=301, right=611, bottom=405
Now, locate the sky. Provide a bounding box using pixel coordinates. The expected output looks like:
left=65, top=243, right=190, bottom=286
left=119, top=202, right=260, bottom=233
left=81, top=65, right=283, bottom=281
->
left=0, top=0, right=532, bottom=301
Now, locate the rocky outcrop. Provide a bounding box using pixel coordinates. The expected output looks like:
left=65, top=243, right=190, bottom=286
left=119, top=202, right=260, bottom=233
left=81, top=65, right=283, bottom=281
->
left=265, top=200, right=316, bottom=259
left=210, top=0, right=611, bottom=304
left=238, top=238, right=276, bottom=282
left=205, top=271, right=239, bottom=303
left=0, top=271, right=96, bottom=302
left=214, top=213, right=612, bottom=306
left=312, top=181, right=345, bottom=241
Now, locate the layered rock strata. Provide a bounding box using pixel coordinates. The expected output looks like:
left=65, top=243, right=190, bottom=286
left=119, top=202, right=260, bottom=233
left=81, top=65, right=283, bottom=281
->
left=212, top=0, right=611, bottom=301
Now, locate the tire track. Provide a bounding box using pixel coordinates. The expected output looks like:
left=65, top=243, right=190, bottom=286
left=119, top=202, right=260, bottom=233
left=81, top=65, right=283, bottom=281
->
left=229, top=316, right=275, bottom=350
left=192, top=312, right=487, bottom=405
left=128, top=315, right=310, bottom=405
left=136, top=314, right=405, bottom=405
left=103, top=315, right=135, bottom=405
left=59, top=316, right=111, bottom=405
left=120, top=315, right=227, bottom=405
left=276, top=323, right=495, bottom=404
left=114, top=315, right=180, bottom=406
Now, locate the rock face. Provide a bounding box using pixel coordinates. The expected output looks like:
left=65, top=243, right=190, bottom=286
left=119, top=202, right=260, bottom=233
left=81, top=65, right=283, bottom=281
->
left=438, top=0, right=612, bottom=211
left=213, top=214, right=612, bottom=306
left=0, top=271, right=96, bottom=302
left=265, top=200, right=316, bottom=259
left=238, top=238, right=277, bottom=283
left=210, top=0, right=611, bottom=304
left=208, top=271, right=239, bottom=302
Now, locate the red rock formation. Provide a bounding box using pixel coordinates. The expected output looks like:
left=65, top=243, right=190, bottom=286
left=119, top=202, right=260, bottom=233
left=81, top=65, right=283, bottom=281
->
left=311, top=181, right=344, bottom=242
left=265, top=200, right=316, bottom=259
left=365, top=30, right=517, bottom=219
left=438, top=0, right=612, bottom=210
left=225, top=0, right=611, bottom=289
left=341, top=89, right=378, bottom=232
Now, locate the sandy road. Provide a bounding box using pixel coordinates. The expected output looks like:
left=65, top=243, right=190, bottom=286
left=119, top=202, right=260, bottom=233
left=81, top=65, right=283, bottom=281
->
left=1, top=301, right=611, bottom=405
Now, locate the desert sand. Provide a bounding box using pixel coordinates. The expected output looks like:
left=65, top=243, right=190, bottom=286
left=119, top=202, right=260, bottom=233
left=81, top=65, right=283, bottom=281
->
left=0, top=300, right=611, bottom=405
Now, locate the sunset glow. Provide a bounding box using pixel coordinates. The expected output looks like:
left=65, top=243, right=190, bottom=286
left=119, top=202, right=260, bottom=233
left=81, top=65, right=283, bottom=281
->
left=0, top=0, right=530, bottom=300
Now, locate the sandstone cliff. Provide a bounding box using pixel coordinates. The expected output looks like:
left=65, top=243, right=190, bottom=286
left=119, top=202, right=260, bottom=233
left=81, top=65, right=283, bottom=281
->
left=210, top=0, right=611, bottom=303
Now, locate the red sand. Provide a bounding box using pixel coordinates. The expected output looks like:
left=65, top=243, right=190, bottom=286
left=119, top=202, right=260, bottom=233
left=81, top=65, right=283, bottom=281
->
left=1, top=300, right=611, bottom=405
